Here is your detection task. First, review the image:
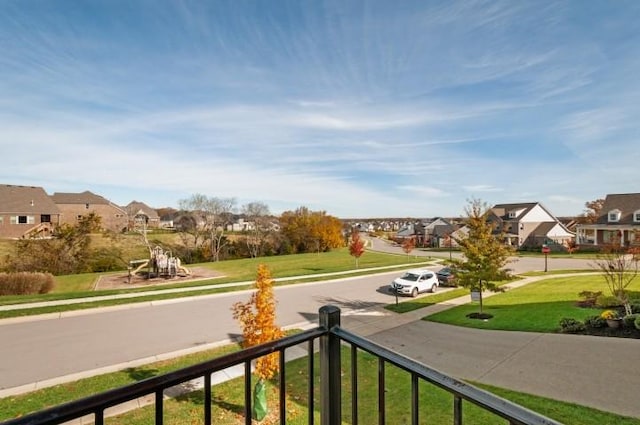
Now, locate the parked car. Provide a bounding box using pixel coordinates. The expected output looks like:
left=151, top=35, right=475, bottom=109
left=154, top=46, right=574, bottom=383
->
left=390, top=269, right=439, bottom=297
left=436, top=267, right=456, bottom=286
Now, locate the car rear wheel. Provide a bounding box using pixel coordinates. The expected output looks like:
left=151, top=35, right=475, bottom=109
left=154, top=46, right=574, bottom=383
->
left=411, top=287, right=418, bottom=297
left=431, top=283, right=437, bottom=293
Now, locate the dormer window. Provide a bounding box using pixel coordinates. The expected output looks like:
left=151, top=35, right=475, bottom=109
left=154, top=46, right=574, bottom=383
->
left=634, top=210, right=640, bottom=223
left=508, top=211, right=516, bottom=218
left=608, top=209, right=621, bottom=222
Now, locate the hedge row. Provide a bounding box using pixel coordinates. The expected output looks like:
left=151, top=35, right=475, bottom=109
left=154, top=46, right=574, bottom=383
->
left=0, top=272, right=55, bottom=296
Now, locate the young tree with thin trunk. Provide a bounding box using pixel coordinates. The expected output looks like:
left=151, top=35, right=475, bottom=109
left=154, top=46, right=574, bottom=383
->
left=232, top=264, right=283, bottom=421
left=592, top=236, right=639, bottom=316
left=451, top=199, right=514, bottom=316
left=349, top=229, right=366, bottom=268
left=402, top=236, right=416, bottom=258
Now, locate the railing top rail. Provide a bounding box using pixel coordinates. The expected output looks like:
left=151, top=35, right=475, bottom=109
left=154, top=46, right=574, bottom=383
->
left=332, top=327, right=563, bottom=425
left=2, top=327, right=326, bottom=425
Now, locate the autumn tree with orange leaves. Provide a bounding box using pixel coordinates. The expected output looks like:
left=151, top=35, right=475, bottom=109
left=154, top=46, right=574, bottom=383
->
left=349, top=229, right=366, bottom=268
left=232, top=264, right=283, bottom=421
left=402, top=237, right=416, bottom=258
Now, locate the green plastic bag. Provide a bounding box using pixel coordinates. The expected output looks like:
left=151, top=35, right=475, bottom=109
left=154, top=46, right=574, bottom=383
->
left=253, top=379, right=268, bottom=421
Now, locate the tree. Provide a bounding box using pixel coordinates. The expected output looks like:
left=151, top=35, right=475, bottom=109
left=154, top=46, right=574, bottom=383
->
left=241, top=201, right=272, bottom=258
left=401, top=237, right=416, bottom=258
left=592, top=236, right=638, bottom=316
left=348, top=229, right=366, bottom=268
left=583, top=198, right=605, bottom=224
left=451, top=199, right=514, bottom=316
left=178, top=194, right=236, bottom=262
left=279, top=207, right=344, bottom=254
left=6, top=213, right=103, bottom=275
left=232, top=264, right=283, bottom=421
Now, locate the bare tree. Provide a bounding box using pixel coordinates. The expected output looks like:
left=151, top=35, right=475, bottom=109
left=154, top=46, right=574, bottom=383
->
left=179, top=194, right=236, bottom=262
left=241, top=201, right=271, bottom=258
left=592, top=236, right=639, bottom=316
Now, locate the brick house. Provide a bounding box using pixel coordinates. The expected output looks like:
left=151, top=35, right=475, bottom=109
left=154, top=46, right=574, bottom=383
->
left=576, top=193, right=640, bottom=248
left=0, top=184, right=61, bottom=239
left=51, top=191, right=128, bottom=233
left=125, top=201, right=160, bottom=229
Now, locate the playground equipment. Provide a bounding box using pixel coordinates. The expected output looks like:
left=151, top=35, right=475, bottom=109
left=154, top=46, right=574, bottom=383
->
left=128, top=246, right=190, bottom=282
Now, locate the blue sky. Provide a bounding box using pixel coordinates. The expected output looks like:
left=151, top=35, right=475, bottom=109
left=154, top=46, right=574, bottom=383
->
left=2, top=1, right=639, bottom=218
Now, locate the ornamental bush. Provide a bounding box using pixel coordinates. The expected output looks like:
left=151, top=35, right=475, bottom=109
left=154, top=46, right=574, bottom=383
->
left=583, top=315, right=607, bottom=329
left=0, top=272, right=55, bottom=295
left=600, top=309, right=619, bottom=320
left=558, top=318, right=585, bottom=333
left=622, top=314, right=640, bottom=328
left=635, top=315, right=640, bottom=330
left=595, top=295, right=621, bottom=308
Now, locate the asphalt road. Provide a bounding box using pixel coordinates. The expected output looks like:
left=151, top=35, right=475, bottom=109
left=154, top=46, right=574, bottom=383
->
left=0, top=241, right=594, bottom=391
left=0, top=270, right=418, bottom=390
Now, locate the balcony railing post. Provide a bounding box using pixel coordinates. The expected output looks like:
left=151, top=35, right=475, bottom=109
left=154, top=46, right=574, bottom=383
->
left=319, top=305, right=342, bottom=425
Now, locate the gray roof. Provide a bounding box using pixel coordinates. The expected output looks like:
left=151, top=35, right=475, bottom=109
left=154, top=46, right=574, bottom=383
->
left=597, top=193, right=640, bottom=225
left=51, top=191, right=111, bottom=205
left=492, top=203, right=537, bottom=219
left=125, top=201, right=159, bottom=219
left=0, top=184, right=60, bottom=214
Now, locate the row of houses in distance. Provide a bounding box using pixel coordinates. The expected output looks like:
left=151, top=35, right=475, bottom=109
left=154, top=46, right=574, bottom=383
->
left=348, top=195, right=640, bottom=251
left=2, top=183, right=640, bottom=251
left=0, top=184, right=159, bottom=239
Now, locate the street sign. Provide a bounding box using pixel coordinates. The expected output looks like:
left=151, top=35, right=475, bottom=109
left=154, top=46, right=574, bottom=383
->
left=541, top=246, right=551, bottom=254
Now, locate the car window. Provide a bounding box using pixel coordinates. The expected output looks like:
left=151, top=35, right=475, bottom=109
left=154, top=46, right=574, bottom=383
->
left=401, top=273, right=419, bottom=281
left=425, top=273, right=433, bottom=279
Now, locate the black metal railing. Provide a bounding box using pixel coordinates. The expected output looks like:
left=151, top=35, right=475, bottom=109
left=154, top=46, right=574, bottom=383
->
left=1, top=305, right=562, bottom=425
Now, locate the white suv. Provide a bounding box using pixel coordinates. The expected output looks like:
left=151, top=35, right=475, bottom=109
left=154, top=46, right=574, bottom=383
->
left=390, top=269, right=439, bottom=297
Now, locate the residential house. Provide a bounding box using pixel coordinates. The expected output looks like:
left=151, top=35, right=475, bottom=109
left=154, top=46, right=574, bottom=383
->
left=489, top=202, right=574, bottom=249
left=0, top=184, right=61, bottom=239
left=51, top=191, right=128, bottom=233
left=125, top=201, right=160, bottom=229
left=227, top=218, right=255, bottom=232
left=415, top=217, right=456, bottom=247
left=576, top=193, right=640, bottom=248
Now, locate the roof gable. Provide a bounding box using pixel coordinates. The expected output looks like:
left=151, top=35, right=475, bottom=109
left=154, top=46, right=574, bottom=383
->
left=51, top=191, right=111, bottom=205
left=597, top=193, right=640, bottom=225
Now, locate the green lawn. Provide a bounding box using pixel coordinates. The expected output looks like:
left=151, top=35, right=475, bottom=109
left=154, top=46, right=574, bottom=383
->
left=385, top=287, right=469, bottom=313
left=424, top=275, right=640, bottom=332
left=3, top=345, right=636, bottom=425
left=1, top=248, right=430, bottom=300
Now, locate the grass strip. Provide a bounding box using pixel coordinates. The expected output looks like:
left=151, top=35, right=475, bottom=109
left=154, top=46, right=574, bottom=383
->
left=385, top=287, right=469, bottom=313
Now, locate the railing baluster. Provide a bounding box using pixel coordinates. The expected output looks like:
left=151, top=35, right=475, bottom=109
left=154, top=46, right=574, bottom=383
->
left=155, top=390, right=163, bottom=425
left=454, top=395, right=462, bottom=425
left=411, top=373, right=418, bottom=425
left=95, top=409, right=104, bottom=425
left=280, top=348, right=286, bottom=424
left=320, top=305, right=341, bottom=425
left=308, top=339, right=315, bottom=425
left=351, top=344, right=358, bottom=425
left=378, top=358, right=385, bottom=425
left=245, top=360, right=252, bottom=425
left=204, top=373, right=212, bottom=425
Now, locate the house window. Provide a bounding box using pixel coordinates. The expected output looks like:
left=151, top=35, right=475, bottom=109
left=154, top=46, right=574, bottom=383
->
left=508, top=211, right=516, bottom=218
left=85, top=203, right=90, bottom=209
left=634, top=210, right=640, bottom=222
left=0, top=217, right=3, bottom=224
left=608, top=210, right=621, bottom=222
left=41, top=214, right=51, bottom=223
left=11, top=215, right=34, bottom=224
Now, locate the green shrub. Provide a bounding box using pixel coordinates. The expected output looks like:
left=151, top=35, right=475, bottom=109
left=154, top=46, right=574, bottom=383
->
left=595, top=295, right=621, bottom=308
left=0, top=272, right=55, bottom=295
left=635, top=315, right=640, bottom=330
left=583, top=315, right=606, bottom=329
left=630, top=303, right=640, bottom=314
left=558, top=318, right=585, bottom=333
left=623, top=314, right=640, bottom=328
left=577, top=291, right=602, bottom=308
